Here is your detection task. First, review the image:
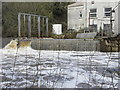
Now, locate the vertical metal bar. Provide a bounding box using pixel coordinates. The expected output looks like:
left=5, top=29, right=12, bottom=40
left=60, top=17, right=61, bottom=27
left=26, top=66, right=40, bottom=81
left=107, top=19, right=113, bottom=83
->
left=118, top=39, right=120, bottom=90
left=18, top=13, right=21, bottom=37
left=28, top=15, right=31, bottom=37
left=24, top=14, right=26, bottom=37
left=33, top=16, right=36, bottom=32
left=110, top=11, right=112, bottom=37
left=84, top=0, right=87, bottom=33
left=42, top=17, right=44, bottom=37
left=88, top=12, right=90, bottom=33
left=38, top=16, right=40, bottom=38
left=46, top=17, right=48, bottom=37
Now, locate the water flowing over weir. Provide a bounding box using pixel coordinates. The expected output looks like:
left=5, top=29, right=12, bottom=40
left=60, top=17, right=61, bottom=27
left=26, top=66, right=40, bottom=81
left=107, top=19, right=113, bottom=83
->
left=0, top=39, right=119, bottom=89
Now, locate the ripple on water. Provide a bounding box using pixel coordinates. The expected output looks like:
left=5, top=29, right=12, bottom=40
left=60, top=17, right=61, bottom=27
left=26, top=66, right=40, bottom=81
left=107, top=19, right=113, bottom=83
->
left=0, top=76, right=12, bottom=82
left=43, top=75, right=64, bottom=82
left=77, top=83, right=92, bottom=88
left=43, top=74, right=74, bottom=82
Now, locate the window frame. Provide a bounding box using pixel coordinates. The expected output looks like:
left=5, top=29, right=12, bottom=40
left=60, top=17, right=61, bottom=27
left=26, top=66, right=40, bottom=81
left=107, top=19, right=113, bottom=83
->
left=79, top=11, right=82, bottom=18
left=104, top=7, right=112, bottom=17
left=90, top=8, right=97, bottom=18
left=89, top=24, right=97, bottom=32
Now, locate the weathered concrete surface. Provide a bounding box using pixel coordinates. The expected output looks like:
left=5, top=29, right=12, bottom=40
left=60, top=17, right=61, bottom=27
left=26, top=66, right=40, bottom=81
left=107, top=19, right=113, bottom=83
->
left=76, top=32, right=97, bottom=39
left=31, top=39, right=100, bottom=51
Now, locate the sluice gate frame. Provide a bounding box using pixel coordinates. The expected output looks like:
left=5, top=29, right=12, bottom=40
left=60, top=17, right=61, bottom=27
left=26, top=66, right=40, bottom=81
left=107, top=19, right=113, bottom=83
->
left=18, top=13, right=48, bottom=38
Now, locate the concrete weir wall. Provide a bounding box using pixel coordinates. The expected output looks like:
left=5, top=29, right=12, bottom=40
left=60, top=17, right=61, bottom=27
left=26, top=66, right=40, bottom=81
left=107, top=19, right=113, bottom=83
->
left=31, top=39, right=100, bottom=51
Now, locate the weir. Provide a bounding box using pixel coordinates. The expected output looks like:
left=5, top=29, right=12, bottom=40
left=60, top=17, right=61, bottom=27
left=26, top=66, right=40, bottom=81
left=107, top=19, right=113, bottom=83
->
left=3, top=38, right=120, bottom=52
left=31, top=39, right=100, bottom=51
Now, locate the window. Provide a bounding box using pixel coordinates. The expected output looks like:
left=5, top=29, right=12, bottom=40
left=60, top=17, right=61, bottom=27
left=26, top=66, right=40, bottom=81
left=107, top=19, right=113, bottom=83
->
left=80, top=11, right=82, bottom=18
left=103, top=24, right=111, bottom=35
left=89, top=24, right=97, bottom=32
left=104, top=8, right=112, bottom=17
left=91, top=1, right=95, bottom=4
left=90, top=9, right=97, bottom=17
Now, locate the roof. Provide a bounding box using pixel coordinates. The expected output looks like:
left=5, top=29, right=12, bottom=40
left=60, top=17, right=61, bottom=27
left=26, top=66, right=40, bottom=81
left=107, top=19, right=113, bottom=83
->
left=68, top=3, right=84, bottom=7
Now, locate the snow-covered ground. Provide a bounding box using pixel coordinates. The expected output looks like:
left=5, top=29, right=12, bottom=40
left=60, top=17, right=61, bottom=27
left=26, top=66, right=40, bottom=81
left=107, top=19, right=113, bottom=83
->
left=0, top=46, right=119, bottom=88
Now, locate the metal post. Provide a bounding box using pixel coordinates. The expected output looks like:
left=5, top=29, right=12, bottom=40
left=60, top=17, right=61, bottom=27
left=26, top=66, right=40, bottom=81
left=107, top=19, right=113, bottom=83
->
left=101, top=22, right=103, bottom=37
left=38, top=16, right=41, bottom=38
left=46, top=17, right=48, bottom=37
left=28, top=15, right=31, bottom=37
left=88, top=12, right=90, bottom=32
left=18, top=14, right=21, bottom=37
left=84, top=0, right=87, bottom=33
left=110, top=11, right=112, bottom=37
left=110, top=10, right=115, bottom=37
left=42, top=17, right=44, bottom=37
left=24, top=14, right=26, bottom=37
left=17, top=13, right=49, bottom=38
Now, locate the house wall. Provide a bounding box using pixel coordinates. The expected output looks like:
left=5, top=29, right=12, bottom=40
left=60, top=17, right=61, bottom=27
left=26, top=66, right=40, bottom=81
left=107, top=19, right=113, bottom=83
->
left=114, top=4, right=118, bottom=35
left=115, top=2, right=120, bottom=35
left=86, top=2, right=118, bottom=33
left=68, top=1, right=119, bottom=35
left=67, top=5, right=84, bottom=31
left=118, top=3, right=120, bottom=35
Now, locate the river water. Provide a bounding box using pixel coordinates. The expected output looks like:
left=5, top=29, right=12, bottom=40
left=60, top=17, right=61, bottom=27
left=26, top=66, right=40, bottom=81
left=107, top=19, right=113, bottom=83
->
left=0, top=40, right=119, bottom=88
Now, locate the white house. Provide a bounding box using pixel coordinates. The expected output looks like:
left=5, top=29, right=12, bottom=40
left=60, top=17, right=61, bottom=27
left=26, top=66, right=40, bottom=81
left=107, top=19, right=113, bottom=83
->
left=68, top=0, right=120, bottom=36
left=67, top=3, right=84, bottom=31
left=114, top=1, right=120, bottom=35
